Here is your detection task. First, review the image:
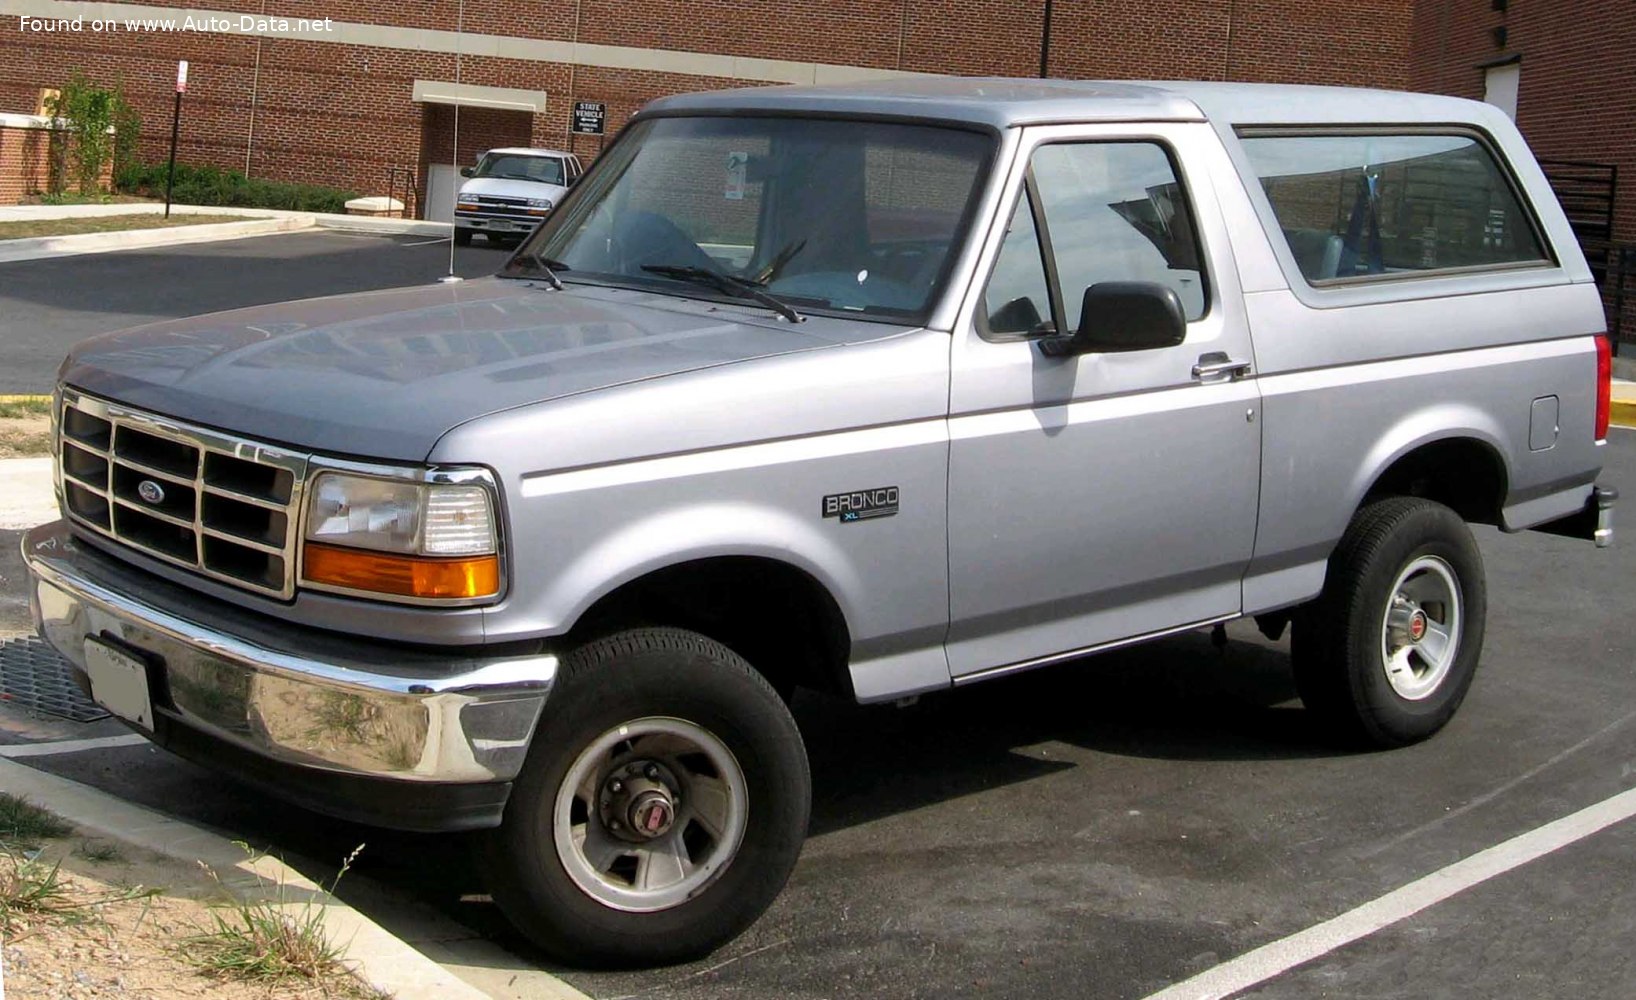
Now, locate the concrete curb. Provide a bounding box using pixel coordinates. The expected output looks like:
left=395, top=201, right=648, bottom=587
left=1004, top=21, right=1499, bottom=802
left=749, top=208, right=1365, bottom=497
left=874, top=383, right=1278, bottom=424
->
left=0, top=216, right=313, bottom=264
left=0, top=756, right=508, bottom=1000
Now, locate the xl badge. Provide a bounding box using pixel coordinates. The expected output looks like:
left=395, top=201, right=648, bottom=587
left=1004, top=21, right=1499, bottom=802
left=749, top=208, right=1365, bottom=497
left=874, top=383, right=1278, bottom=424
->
left=822, top=486, right=899, bottom=523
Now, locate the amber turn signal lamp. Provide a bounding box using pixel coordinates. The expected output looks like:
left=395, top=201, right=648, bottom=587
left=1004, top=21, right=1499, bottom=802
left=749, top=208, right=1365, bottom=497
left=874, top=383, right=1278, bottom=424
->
left=303, top=543, right=500, bottom=600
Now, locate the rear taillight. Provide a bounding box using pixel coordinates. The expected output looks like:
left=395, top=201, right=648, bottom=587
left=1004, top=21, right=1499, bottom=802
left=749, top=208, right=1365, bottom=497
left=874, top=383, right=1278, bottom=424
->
left=1595, top=335, right=1612, bottom=441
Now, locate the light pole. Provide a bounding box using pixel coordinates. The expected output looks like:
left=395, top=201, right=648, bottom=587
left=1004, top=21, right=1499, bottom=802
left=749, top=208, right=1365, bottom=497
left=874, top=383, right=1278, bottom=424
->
left=441, top=0, right=466, bottom=284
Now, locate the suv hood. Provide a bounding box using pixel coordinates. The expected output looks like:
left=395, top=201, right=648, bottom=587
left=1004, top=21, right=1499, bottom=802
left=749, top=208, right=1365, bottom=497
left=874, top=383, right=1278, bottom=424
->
left=61, top=279, right=874, bottom=462
left=458, top=176, right=569, bottom=203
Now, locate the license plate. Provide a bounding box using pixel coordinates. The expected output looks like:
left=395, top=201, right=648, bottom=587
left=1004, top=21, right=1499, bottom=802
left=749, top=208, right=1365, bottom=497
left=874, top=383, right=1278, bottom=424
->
left=84, top=637, right=154, bottom=730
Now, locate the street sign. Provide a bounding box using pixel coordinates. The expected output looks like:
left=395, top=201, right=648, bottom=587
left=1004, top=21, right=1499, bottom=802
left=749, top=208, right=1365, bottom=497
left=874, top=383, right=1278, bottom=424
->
left=571, top=100, right=606, bottom=135
left=176, top=60, right=189, bottom=94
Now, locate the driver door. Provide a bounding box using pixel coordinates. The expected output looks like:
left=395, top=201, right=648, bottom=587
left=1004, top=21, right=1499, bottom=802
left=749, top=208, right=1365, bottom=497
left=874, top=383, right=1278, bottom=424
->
left=945, top=123, right=1262, bottom=678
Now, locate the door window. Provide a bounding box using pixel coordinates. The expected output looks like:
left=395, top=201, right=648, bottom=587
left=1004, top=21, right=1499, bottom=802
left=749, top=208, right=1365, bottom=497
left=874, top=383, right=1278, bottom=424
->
left=980, top=141, right=1209, bottom=340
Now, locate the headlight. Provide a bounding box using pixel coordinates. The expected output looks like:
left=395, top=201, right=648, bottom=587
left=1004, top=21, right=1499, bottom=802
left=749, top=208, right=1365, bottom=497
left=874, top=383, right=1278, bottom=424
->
left=301, top=472, right=500, bottom=602
left=526, top=197, right=553, bottom=209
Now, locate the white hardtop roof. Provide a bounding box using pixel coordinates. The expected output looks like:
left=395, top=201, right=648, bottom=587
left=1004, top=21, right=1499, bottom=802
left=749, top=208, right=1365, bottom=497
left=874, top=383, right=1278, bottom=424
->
left=643, top=78, right=1505, bottom=132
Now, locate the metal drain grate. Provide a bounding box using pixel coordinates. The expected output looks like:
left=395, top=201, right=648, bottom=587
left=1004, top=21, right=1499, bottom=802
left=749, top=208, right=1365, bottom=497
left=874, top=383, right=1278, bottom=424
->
left=0, top=637, right=110, bottom=723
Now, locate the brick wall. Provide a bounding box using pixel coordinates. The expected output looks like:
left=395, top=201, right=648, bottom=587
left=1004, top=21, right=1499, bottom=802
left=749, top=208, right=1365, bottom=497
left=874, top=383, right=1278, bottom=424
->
left=0, top=121, right=54, bottom=203
left=2, top=0, right=1430, bottom=211
left=1412, top=0, right=1636, bottom=337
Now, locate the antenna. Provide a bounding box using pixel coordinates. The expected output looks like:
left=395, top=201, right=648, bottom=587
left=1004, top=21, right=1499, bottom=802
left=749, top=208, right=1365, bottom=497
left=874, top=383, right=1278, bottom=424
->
left=439, top=0, right=466, bottom=284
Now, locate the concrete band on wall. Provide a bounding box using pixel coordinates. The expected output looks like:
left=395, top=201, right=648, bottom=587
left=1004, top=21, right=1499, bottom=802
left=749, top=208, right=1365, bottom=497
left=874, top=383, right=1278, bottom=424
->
left=1, top=0, right=927, bottom=86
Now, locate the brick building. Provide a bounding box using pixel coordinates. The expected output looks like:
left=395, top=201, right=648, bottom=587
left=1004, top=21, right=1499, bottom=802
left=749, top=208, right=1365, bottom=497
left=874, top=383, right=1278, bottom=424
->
left=0, top=0, right=1630, bottom=329
left=1, top=0, right=1420, bottom=217
left=1412, top=0, right=1635, bottom=338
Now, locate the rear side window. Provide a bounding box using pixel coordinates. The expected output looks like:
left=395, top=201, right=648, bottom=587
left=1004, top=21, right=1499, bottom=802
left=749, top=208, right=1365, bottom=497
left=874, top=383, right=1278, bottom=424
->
left=1239, top=131, right=1550, bottom=284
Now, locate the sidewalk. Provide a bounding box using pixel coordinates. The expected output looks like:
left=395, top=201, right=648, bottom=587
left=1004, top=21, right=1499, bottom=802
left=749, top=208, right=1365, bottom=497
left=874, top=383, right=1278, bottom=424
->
left=0, top=202, right=451, bottom=264
left=0, top=456, right=54, bottom=530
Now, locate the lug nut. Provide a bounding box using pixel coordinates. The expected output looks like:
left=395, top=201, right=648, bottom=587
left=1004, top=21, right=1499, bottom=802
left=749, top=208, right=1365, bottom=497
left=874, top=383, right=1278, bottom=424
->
left=644, top=764, right=660, bottom=780
left=609, top=779, right=623, bottom=793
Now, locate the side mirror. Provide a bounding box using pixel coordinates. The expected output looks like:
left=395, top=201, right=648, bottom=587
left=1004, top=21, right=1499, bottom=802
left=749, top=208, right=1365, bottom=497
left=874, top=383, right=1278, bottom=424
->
left=459, top=166, right=474, bottom=178
left=1038, top=281, right=1186, bottom=358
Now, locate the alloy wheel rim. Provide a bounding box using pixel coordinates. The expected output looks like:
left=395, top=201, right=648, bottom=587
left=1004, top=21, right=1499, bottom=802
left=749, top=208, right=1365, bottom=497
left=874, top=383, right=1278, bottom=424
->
left=1379, top=555, right=1463, bottom=701
left=553, top=717, right=747, bottom=912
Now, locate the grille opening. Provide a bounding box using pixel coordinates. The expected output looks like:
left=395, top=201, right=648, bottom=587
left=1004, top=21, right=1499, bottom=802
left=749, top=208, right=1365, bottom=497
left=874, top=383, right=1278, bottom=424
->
left=60, top=443, right=108, bottom=487
left=113, top=505, right=197, bottom=561
left=65, top=481, right=110, bottom=528
left=61, top=407, right=111, bottom=451
left=204, top=453, right=293, bottom=504
left=202, top=494, right=287, bottom=546
left=114, top=426, right=199, bottom=478
left=112, top=465, right=196, bottom=521
left=203, top=536, right=283, bottom=590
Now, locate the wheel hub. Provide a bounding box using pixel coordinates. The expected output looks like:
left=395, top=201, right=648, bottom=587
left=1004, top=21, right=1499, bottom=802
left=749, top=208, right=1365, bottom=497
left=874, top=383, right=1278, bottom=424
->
left=600, top=761, right=680, bottom=842
left=1385, top=595, right=1431, bottom=646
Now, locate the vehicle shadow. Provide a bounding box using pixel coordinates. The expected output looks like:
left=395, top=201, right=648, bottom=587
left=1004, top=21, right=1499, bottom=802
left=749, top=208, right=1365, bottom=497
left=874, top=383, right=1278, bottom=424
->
left=800, top=620, right=1343, bottom=838
left=280, top=622, right=1346, bottom=954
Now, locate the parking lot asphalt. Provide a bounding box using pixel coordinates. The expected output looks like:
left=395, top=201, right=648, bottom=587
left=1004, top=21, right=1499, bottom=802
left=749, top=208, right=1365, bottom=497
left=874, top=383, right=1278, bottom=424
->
left=1, top=431, right=1632, bottom=1000
left=0, top=230, right=502, bottom=394
left=1, top=234, right=1632, bottom=998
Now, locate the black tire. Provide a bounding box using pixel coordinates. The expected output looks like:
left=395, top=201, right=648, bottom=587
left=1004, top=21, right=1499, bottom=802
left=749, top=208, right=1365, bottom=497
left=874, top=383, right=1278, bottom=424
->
left=1291, top=497, right=1487, bottom=748
left=453, top=229, right=473, bottom=246
left=479, top=628, right=810, bottom=968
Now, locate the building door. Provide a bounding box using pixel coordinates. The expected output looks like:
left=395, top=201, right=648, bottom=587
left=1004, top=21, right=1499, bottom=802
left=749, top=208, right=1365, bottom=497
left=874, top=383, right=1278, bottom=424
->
left=417, top=102, right=534, bottom=221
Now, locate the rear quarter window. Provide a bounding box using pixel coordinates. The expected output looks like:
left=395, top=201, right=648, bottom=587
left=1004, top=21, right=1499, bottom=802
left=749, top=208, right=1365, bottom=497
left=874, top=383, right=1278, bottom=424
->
left=1238, top=130, right=1551, bottom=284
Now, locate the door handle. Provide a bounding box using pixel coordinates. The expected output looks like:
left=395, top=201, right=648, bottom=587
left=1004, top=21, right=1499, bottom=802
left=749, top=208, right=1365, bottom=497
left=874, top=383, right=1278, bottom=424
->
left=1192, top=352, right=1252, bottom=381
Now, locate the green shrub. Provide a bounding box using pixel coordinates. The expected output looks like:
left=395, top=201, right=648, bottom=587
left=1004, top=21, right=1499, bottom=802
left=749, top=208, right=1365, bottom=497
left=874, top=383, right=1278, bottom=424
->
left=45, top=72, right=139, bottom=196
left=118, top=162, right=358, bottom=214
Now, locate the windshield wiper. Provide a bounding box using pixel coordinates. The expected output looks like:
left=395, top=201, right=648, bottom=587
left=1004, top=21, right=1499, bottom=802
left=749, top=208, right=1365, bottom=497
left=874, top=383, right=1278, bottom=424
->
left=640, top=264, right=804, bottom=323
left=510, top=251, right=567, bottom=290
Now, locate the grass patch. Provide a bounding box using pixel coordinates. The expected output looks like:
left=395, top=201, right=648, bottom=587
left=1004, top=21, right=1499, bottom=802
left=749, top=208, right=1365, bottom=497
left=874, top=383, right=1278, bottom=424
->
left=0, top=214, right=263, bottom=241
left=0, top=397, right=51, bottom=419
left=76, top=839, right=125, bottom=864
left=0, top=853, right=76, bottom=930
left=0, top=794, right=72, bottom=847
left=186, top=843, right=371, bottom=993
left=0, top=850, right=161, bottom=933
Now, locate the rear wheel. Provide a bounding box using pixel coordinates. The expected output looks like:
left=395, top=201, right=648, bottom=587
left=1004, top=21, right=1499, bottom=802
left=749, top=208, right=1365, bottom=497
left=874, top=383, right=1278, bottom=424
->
left=479, top=628, right=810, bottom=967
left=1292, top=497, right=1487, bottom=747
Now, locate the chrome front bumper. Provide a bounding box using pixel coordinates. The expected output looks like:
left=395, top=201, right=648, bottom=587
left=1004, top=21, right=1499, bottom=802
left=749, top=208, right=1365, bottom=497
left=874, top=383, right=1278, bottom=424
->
left=23, top=521, right=556, bottom=785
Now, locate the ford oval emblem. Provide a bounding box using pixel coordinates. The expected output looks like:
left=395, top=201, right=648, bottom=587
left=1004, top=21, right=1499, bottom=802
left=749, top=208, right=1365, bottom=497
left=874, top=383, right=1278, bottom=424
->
left=137, top=480, right=166, bottom=505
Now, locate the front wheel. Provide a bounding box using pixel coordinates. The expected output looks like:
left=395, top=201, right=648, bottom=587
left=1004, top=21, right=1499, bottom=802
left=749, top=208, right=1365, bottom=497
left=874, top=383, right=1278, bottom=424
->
left=453, top=228, right=473, bottom=246
left=479, top=628, right=810, bottom=967
left=1292, top=497, right=1487, bottom=747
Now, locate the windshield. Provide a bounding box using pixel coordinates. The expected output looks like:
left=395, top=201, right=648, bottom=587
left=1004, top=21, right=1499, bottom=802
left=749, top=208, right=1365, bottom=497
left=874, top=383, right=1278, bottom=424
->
left=474, top=153, right=565, bottom=185
left=506, top=116, right=993, bottom=322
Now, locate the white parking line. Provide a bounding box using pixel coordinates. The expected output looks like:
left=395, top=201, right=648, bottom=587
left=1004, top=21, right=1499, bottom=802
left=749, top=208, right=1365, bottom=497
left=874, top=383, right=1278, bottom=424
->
left=0, top=734, right=149, bottom=758
left=1142, top=783, right=1636, bottom=1000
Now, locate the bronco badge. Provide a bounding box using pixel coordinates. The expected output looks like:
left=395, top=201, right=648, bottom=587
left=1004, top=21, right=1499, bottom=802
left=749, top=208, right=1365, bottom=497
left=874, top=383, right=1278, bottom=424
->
left=822, top=486, right=899, bottom=523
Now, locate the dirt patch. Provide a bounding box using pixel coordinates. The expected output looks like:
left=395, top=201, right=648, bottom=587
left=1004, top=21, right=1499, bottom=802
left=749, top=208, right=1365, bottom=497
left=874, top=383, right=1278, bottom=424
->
left=0, top=215, right=262, bottom=241
left=3, top=835, right=379, bottom=999
left=0, top=415, right=51, bottom=458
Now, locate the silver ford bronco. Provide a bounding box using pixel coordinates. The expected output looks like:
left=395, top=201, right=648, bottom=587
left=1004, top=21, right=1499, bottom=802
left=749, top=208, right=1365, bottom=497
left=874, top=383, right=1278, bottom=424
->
left=23, top=79, right=1617, bottom=966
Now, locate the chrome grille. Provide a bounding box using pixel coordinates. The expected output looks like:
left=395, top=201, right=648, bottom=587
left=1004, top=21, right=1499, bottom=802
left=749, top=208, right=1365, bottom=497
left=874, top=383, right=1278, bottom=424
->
left=56, top=390, right=309, bottom=599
